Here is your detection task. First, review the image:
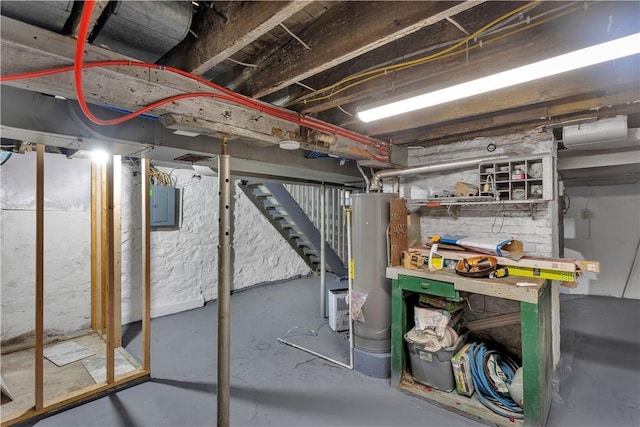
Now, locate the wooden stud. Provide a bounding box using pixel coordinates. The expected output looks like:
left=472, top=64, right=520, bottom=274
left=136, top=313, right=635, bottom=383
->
left=105, top=157, right=115, bottom=384
left=90, top=162, right=100, bottom=331
left=35, top=144, right=44, bottom=411
left=100, top=165, right=108, bottom=337
left=113, top=155, right=122, bottom=347
left=141, top=159, right=151, bottom=371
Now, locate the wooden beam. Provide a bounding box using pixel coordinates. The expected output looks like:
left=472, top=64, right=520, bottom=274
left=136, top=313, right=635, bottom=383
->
left=141, top=159, right=151, bottom=372
left=105, top=157, right=115, bottom=384
left=245, top=1, right=485, bottom=99
left=113, top=155, right=122, bottom=347
left=308, top=1, right=639, bottom=118
left=90, top=162, right=100, bottom=331
left=69, top=0, right=109, bottom=39
left=278, top=1, right=527, bottom=111
left=0, top=17, right=386, bottom=162
left=35, top=144, right=44, bottom=411
left=159, top=1, right=310, bottom=75
left=100, top=165, right=108, bottom=337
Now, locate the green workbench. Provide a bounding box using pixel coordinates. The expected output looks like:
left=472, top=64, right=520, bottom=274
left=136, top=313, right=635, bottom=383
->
left=388, top=266, right=552, bottom=427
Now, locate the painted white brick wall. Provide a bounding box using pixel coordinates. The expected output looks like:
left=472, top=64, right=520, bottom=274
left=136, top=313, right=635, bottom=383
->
left=1, top=152, right=92, bottom=343
left=1, top=153, right=311, bottom=343
left=406, top=130, right=558, bottom=257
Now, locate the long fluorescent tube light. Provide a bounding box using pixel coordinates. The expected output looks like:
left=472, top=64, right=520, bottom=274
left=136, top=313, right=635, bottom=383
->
left=357, top=33, right=640, bottom=123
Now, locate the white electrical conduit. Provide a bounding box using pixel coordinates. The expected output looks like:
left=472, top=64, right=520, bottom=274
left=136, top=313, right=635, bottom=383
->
left=320, top=184, right=326, bottom=318
left=370, top=154, right=511, bottom=191
left=277, top=207, right=354, bottom=370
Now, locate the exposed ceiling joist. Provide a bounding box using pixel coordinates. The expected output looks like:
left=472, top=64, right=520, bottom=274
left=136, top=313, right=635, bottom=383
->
left=69, top=0, right=109, bottom=39
left=0, top=16, right=388, bottom=163
left=242, top=1, right=485, bottom=99
left=159, top=1, right=310, bottom=75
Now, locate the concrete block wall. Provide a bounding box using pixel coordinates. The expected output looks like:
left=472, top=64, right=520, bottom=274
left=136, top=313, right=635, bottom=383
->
left=1, top=153, right=311, bottom=344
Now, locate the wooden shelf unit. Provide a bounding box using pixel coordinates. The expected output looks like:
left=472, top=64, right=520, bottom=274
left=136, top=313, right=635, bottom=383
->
left=479, top=156, right=553, bottom=202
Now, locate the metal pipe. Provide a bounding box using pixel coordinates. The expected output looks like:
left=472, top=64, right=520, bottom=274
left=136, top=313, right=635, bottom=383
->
left=277, top=206, right=354, bottom=369
left=320, top=184, right=326, bottom=318
left=356, top=161, right=371, bottom=193
left=370, top=154, right=510, bottom=191
left=217, top=137, right=232, bottom=427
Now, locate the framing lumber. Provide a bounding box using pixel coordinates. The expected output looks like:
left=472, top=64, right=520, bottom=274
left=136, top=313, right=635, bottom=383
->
left=113, top=155, right=122, bottom=347
left=0, top=16, right=386, bottom=162
left=105, top=157, right=115, bottom=384
left=90, top=162, right=101, bottom=332
left=35, top=144, right=44, bottom=411
left=69, top=0, right=109, bottom=39
left=141, top=159, right=151, bottom=372
left=246, top=1, right=484, bottom=99
left=160, top=1, right=309, bottom=75
left=100, top=165, right=108, bottom=336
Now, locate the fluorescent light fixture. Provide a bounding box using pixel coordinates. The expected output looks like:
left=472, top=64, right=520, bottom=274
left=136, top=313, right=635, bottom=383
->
left=173, top=129, right=202, bottom=137
left=357, top=33, right=640, bottom=123
left=54, top=95, right=67, bottom=100
left=91, top=150, right=109, bottom=164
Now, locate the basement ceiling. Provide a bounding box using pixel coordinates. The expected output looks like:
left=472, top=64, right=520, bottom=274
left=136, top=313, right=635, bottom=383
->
left=1, top=1, right=639, bottom=180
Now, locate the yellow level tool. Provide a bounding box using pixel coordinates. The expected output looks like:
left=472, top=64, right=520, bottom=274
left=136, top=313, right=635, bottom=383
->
left=502, top=265, right=576, bottom=282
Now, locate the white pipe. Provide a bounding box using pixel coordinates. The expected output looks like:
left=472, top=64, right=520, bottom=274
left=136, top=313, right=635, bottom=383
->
left=320, top=184, right=326, bottom=318
left=370, top=154, right=511, bottom=191
left=277, top=206, right=354, bottom=370
left=356, top=161, right=370, bottom=193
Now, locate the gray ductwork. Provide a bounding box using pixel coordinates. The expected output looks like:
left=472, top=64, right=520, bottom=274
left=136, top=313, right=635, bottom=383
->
left=92, top=1, right=192, bottom=63
left=370, top=155, right=510, bottom=191
left=562, top=115, right=640, bottom=150
left=0, top=0, right=73, bottom=33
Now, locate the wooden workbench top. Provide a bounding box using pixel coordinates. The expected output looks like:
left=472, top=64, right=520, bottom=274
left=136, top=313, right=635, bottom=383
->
left=386, top=266, right=546, bottom=304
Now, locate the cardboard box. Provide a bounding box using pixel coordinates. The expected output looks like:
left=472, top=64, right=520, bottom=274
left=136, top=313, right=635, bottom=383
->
left=451, top=342, right=475, bottom=397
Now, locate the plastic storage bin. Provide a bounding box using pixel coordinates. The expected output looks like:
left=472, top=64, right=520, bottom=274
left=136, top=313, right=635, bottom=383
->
left=404, top=333, right=466, bottom=392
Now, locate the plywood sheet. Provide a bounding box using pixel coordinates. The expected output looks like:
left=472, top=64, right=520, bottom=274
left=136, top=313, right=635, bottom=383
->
left=81, top=348, right=135, bottom=384
left=43, top=341, right=95, bottom=367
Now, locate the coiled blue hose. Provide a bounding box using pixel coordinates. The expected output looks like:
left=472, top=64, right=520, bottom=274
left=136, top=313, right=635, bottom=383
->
left=469, top=342, right=524, bottom=419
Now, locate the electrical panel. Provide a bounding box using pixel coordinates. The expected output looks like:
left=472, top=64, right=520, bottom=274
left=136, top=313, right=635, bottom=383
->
left=150, top=185, right=176, bottom=227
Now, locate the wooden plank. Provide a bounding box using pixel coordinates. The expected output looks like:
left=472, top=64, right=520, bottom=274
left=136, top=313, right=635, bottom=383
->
left=466, top=312, right=521, bottom=332
left=160, top=1, right=310, bottom=75
left=90, top=162, right=100, bottom=332
left=34, top=144, right=44, bottom=411
left=69, top=0, right=109, bottom=39
left=245, top=1, right=485, bottom=98
left=100, top=165, right=108, bottom=336
left=1, top=370, right=149, bottom=426
left=141, top=159, right=151, bottom=372
left=386, top=267, right=544, bottom=304
left=399, top=375, right=522, bottom=427
left=105, top=157, right=115, bottom=384
left=389, top=198, right=408, bottom=267
left=113, top=155, right=122, bottom=347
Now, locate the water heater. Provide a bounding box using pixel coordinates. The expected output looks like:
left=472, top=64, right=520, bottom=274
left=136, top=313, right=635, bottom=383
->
left=352, top=193, right=397, bottom=353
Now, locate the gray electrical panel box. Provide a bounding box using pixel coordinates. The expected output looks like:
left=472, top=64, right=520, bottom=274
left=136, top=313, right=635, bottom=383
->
left=150, top=185, right=176, bottom=227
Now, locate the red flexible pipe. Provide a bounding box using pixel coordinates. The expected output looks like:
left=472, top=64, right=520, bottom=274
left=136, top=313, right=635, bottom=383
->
left=1, top=0, right=389, bottom=160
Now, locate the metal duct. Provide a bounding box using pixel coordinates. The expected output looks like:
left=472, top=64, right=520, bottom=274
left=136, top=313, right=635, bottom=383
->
left=562, top=116, right=638, bottom=150
left=0, top=1, right=73, bottom=33
left=92, top=1, right=192, bottom=63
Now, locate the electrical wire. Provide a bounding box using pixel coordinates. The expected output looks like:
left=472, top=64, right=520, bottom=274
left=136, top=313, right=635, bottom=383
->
left=0, top=0, right=390, bottom=162
left=287, top=1, right=583, bottom=107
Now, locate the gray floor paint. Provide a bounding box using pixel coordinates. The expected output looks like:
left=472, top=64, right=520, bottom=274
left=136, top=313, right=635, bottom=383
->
left=20, top=276, right=640, bottom=427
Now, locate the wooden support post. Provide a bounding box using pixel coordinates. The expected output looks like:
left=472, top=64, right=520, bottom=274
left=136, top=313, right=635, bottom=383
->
left=35, top=144, right=44, bottom=410
left=105, top=157, right=115, bottom=384
left=90, top=162, right=101, bottom=331
left=141, top=159, right=151, bottom=372
left=100, top=165, right=108, bottom=337
left=113, top=155, right=122, bottom=347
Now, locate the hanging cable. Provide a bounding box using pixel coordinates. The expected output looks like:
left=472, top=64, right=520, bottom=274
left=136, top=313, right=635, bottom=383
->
left=0, top=0, right=390, bottom=162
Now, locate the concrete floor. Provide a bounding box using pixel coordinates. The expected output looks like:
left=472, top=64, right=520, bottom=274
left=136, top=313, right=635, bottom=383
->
left=17, top=276, right=640, bottom=427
